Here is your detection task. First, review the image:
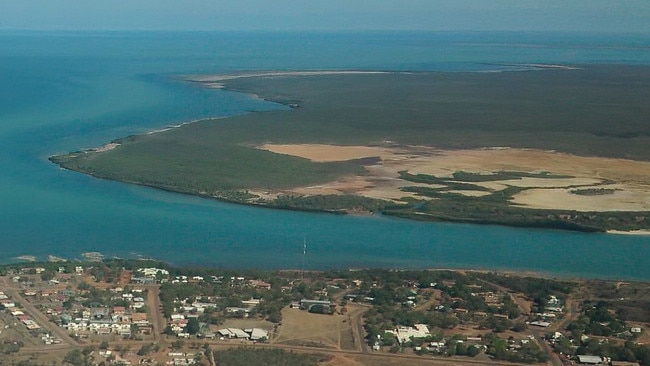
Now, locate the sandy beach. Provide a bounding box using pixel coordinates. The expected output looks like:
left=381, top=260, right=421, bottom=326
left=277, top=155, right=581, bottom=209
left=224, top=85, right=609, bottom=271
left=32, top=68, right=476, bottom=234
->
left=607, top=230, right=650, bottom=235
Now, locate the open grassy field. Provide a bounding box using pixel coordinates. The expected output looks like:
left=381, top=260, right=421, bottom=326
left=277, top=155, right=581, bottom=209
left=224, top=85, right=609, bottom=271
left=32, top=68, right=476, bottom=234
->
left=273, top=307, right=355, bottom=350
left=51, top=66, right=650, bottom=231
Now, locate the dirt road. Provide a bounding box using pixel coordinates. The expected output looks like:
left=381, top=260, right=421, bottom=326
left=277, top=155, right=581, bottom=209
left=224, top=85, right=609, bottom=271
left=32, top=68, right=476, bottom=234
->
left=143, top=284, right=166, bottom=344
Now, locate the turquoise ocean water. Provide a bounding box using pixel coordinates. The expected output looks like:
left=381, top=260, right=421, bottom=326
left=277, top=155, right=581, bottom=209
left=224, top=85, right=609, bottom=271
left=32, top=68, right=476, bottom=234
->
left=0, top=31, right=649, bottom=279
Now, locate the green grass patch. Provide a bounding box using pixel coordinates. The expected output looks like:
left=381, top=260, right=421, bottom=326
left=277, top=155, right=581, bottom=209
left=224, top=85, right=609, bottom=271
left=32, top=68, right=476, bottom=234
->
left=398, top=171, right=492, bottom=191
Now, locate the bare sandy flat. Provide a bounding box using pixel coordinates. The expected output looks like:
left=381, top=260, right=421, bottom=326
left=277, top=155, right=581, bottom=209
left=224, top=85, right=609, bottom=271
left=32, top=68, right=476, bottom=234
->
left=511, top=187, right=650, bottom=211
left=474, top=177, right=602, bottom=190
left=260, top=144, right=401, bottom=162
left=258, top=144, right=650, bottom=212
left=93, top=142, right=120, bottom=152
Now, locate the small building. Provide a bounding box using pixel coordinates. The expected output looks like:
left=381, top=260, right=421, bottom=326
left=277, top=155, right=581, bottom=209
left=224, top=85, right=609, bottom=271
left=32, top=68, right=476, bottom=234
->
left=576, top=355, right=603, bottom=365
left=131, top=276, right=156, bottom=285
left=390, top=324, right=431, bottom=344
left=300, top=299, right=334, bottom=311
left=249, top=328, right=268, bottom=341
left=131, top=313, right=148, bottom=324
left=217, top=328, right=249, bottom=339
left=249, top=279, right=272, bottom=290
left=225, top=307, right=250, bottom=316
left=242, top=298, right=261, bottom=306
left=530, top=320, right=551, bottom=327
left=229, top=328, right=249, bottom=339
left=218, top=329, right=234, bottom=338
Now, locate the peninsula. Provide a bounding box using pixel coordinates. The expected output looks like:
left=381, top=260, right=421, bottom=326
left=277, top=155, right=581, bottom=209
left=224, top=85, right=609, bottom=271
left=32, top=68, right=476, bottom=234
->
left=50, top=66, right=650, bottom=232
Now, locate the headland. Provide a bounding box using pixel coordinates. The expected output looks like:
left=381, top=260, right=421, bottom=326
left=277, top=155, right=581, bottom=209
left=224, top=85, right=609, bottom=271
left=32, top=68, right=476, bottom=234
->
left=50, top=65, right=650, bottom=232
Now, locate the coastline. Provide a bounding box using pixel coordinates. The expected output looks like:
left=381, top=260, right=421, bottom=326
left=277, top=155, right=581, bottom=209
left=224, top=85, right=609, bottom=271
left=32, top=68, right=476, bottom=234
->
left=5, top=254, right=649, bottom=282
left=50, top=67, right=650, bottom=235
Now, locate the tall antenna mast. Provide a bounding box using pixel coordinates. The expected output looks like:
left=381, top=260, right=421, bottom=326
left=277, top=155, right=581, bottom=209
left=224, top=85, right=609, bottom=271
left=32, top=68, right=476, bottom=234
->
left=301, top=236, right=307, bottom=280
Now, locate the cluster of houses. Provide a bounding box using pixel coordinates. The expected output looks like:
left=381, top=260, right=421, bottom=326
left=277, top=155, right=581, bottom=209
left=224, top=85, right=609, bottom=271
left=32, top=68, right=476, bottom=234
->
left=134, top=267, right=274, bottom=291
left=131, top=267, right=169, bottom=285
left=26, top=284, right=152, bottom=337
left=1, top=290, right=65, bottom=345
left=60, top=306, right=149, bottom=337
left=0, top=291, right=15, bottom=310
left=168, top=309, right=270, bottom=342
left=379, top=322, right=538, bottom=356
left=11, top=309, right=40, bottom=331
left=536, top=295, right=564, bottom=321
left=529, top=295, right=565, bottom=328
left=168, top=312, right=200, bottom=337
left=167, top=352, right=199, bottom=366
left=1, top=290, right=42, bottom=332
left=472, top=291, right=504, bottom=307
left=379, top=322, right=538, bottom=354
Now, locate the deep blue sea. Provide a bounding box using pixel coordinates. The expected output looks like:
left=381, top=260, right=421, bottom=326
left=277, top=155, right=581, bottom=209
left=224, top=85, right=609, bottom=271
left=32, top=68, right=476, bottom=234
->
left=1, top=31, right=649, bottom=279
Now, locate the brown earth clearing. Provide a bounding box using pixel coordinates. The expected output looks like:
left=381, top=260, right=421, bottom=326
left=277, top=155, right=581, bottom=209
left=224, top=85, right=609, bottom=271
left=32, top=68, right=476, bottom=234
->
left=273, top=307, right=357, bottom=350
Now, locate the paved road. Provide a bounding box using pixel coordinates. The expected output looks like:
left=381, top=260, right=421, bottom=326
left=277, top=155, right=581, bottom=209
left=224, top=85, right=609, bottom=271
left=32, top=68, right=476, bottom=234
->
left=204, top=341, right=537, bottom=366
left=19, top=332, right=538, bottom=366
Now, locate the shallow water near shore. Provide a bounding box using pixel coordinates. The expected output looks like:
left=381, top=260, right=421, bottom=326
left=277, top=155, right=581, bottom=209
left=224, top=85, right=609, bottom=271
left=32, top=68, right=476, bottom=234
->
left=1, top=31, right=649, bottom=280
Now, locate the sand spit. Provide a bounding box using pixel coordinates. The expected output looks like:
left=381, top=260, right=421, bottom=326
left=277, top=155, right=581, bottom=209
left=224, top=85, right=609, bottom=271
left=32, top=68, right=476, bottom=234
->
left=185, top=70, right=394, bottom=88
left=259, top=144, right=650, bottom=212
left=15, top=255, right=37, bottom=262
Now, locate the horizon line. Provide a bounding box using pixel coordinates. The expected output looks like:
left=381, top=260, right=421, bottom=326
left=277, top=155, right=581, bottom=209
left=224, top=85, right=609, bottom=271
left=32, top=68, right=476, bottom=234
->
left=1, top=28, right=649, bottom=35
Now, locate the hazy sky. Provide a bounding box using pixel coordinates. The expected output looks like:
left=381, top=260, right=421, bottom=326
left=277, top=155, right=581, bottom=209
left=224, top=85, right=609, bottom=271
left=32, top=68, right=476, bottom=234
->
left=1, top=0, right=648, bottom=32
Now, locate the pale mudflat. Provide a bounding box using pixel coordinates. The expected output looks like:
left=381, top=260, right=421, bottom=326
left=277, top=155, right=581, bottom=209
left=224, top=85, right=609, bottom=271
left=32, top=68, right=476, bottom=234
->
left=259, top=144, right=650, bottom=212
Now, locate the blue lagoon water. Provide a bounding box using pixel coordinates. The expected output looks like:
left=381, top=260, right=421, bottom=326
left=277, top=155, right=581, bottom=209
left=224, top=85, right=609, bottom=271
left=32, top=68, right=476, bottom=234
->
left=1, top=31, right=649, bottom=279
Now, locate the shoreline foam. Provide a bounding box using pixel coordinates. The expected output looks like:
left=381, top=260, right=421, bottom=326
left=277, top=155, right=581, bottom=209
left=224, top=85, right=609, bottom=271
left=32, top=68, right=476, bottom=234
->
left=607, top=230, right=650, bottom=236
